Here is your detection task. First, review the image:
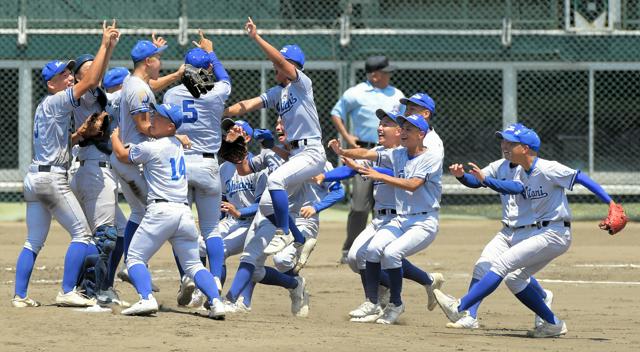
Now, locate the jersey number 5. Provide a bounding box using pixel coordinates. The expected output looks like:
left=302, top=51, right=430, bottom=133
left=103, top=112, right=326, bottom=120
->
left=170, top=156, right=186, bottom=180
left=182, top=100, right=198, bottom=123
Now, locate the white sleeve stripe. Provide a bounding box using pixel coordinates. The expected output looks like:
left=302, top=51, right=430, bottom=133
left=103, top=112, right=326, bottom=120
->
left=67, top=88, right=80, bottom=107
left=260, top=94, right=268, bottom=108
left=568, top=170, right=579, bottom=191
left=130, top=106, right=150, bottom=115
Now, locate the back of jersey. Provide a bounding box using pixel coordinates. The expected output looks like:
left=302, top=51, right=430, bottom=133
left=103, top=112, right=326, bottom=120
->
left=129, top=137, right=188, bottom=204
left=32, top=88, right=76, bottom=166
left=119, top=75, right=155, bottom=145
left=164, top=82, right=231, bottom=155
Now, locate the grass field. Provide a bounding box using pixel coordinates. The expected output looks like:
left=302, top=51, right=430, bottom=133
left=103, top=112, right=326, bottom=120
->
left=0, top=214, right=638, bottom=351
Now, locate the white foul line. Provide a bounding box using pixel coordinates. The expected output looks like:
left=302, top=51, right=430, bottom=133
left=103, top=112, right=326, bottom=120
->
left=538, top=279, right=640, bottom=286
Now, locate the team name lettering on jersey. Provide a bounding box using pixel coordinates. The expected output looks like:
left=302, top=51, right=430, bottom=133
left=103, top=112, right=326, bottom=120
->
left=526, top=185, right=549, bottom=200
left=225, top=179, right=256, bottom=198
left=277, top=91, right=298, bottom=115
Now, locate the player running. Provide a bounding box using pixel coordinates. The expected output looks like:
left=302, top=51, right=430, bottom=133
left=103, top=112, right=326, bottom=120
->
left=433, top=123, right=628, bottom=338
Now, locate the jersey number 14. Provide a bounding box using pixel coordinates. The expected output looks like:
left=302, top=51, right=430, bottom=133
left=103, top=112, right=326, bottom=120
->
left=169, top=156, right=186, bottom=180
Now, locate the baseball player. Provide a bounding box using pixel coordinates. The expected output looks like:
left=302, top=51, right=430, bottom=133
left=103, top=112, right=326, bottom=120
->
left=446, top=123, right=551, bottom=329
left=12, top=21, right=119, bottom=308
left=328, top=114, right=443, bottom=325
left=270, top=118, right=346, bottom=275
left=110, top=103, right=225, bottom=319
left=69, top=53, right=128, bottom=304
left=401, top=92, right=443, bottom=158
left=224, top=17, right=326, bottom=253
left=162, top=31, right=232, bottom=306
left=434, top=123, right=627, bottom=338
left=325, top=110, right=444, bottom=322
left=111, top=33, right=185, bottom=271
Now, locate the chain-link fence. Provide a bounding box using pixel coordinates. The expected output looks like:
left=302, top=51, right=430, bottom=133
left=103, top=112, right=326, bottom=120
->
left=0, top=0, right=638, bottom=207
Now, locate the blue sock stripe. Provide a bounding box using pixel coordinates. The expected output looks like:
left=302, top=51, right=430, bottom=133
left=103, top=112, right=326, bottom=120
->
left=107, top=236, right=124, bottom=287
left=205, top=237, right=225, bottom=279
left=401, top=259, right=432, bottom=286
left=128, top=263, right=153, bottom=299
left=62, top=242, right=88, bottom=293
left=226, top=262, right=254, bottom=302
left=259, top=266, right=297, bottom=289
left=194, top=269, right=220, bottom=302
left=364, top=261, right=381, bottom=304
left=466, top=278, right=482, bottom=318
left=515, top=282, right=556, bottom=324
left=459, top=271, right=503, bottom=312
left=14, top=248, right=37, bottom=298
left=269, top=189, right=290, bottom=232
left=123, top=221, right=140, bottom=261
left=386, top=267, right=403, bottom=306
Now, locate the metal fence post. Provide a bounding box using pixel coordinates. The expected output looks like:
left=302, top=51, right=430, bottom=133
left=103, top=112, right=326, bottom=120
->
left=502, top=65, right=517, bottom=128
left=588, top=68, right=595, bottom=174
left=18, top=61, right=32, bottom=175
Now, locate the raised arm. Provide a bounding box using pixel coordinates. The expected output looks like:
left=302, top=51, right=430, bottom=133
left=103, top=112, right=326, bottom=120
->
left=110, top=128, right=130, bottom=164
left=73, top=20, right=119, bottom=100
left=245, top=17, right=297, bottom=80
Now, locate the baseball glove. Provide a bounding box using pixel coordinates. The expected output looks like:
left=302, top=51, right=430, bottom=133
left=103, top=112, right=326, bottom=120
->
left=219, top=136, right=248, bottom=164
left=79, top=111, right=109, bottom=139
left=599, top=202, right=628, bottom=235
left=181, top=64, right=215, bottom=98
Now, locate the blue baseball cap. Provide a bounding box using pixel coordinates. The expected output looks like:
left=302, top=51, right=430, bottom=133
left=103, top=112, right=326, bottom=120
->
left=397, top=114, right=430, bottom=133
left=131, top=40, right=167, bottom=63
left=496, top=123, right=541, bottom=152
left=102, top=67, right=129, bottom=89
left=400, top=93, right=436, bottom=114
left=73, top=54, right=95, bottom=75
left=375, top=109, right=400, bottom=124
left=280, top=44, right=305, bottom=69
left=184, top=48, right=211, bottom=69
left=221, top=118, right=253, bottom=137
left=151, top=103, right=183, bottom=129
left=42, top=60, right=75, bottom=81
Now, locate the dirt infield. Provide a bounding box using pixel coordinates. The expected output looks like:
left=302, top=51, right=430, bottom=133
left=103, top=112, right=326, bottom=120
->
left=0, top=219, right=638, bottom=352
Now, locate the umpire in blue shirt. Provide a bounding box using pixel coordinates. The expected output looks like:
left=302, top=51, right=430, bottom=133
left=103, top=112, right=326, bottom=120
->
left=330, top=56, right=405, bottom=262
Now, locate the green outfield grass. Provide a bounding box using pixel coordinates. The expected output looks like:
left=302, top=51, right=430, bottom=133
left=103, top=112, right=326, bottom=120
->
left=1, top=202, right=637, bottom=223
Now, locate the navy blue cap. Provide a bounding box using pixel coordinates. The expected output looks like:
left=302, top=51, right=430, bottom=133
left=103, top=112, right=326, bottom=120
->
left=73, top=54, right=95, bottom=75
left=375, top=109, right=400, bottom=124
left=280, top=44, right=305, bottom=69
left=221, top=118, right=254, bottom=137
left=102, top=67, right=129, bottom=89
left=397, top=114, right=430, bottom=133
left=131, top=40, right=167, bottom=63
left=496, top=123, right=541, bottom=152
left=151, top=103, right=183, bottom=129
left=184, top=48, right=211, bottom=69
left=400, top=93, right=436, bottom=114
left=42, top=60, right=75, bottom=81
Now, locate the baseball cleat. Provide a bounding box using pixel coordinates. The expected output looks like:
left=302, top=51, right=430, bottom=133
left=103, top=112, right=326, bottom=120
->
left=264, top=229, right=294, bottom=255
left=207, top=298, right=225, bottom=320
left=177, top=276, right=196, bottom=306
left=187, top=289, right=206, bottom=309
left=289, top=276, right=309, bottom=317
left=11, top=295, right=41, bottom=308
left=293, top=238, right=317, bottom=274
left=349, top=301, right=383, bottom=323
left=97, top=287, right=129, bottom=307
left=433, top=289, right=469, bottom=323
left=375, top=302, right=405, bottom=325
left=55, top=287, right=97, bottom=307
left=121, top=294, right=158, bottom=316
left=426, top=272, right=445, bottom=311
left=349, top=301, right=380, bottom=318
left=446, top=315, right=479, bottom=329
left=534, top=289, right=554, bottom=328
left=527, top=319, right=567, bottom=338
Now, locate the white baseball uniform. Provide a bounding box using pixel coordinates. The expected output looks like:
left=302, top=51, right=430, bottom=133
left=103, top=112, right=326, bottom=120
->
left=69, top=89, right=119, bottom=233
left=491, top=158, right=575, bottom=293
left=258, top=68, right=326, bottom=216
left=365, top=146, right=442, bottom=269
left=125, top=136, right=206, bottom=279
left=219, top=158, right=268, bottom=257
left=346, top=146, right=398, bottom=273
left=24, top=87, right=92, bottom=255
left=163, top=80, right=232, bottom=241
left=110, top=75, right=154, bottom=224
